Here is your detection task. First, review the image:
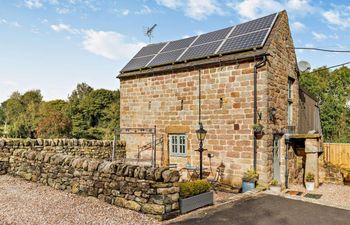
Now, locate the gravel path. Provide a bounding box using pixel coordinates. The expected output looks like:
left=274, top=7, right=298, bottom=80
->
left=0, top=175, right=160, bottom=225
left=281, top=184, right=350, bottom=210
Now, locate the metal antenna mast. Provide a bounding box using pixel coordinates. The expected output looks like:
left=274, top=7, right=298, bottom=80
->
left=144, top=24, right=157, bottom=43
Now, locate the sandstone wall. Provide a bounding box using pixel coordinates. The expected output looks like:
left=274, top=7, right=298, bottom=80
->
left=120, top=60, right=268, bottom=185
left=264, top=11, right=300, bottom=185
left=0, top=138, right=125, bottom=162
left=0, top=147, right=180, bottom=219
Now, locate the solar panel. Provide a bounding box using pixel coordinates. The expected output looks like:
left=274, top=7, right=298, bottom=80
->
left=230, top=13, right=276, bottom=38
left=193, top=27, right=232, bottom=46
left=161, top=36, right=197, bottom=53
left=179, top=41, right=222, bottom=61
left=218, top=29, right=268, bottom=54
left=133, top=42, right=167, bottom=58
left=121, top=12, right=279, bottom=73
left=121, top=55, right=154, bottom=72
left=148, top=49, right=184, bottom=67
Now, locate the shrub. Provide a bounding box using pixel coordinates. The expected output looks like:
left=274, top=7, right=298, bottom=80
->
left=270, top=179, right=279, bottom=186
left=306, top=173, right=315, bottom=182
left=243, top=169, right=259, bottom=182
left=179, top=180, right=211, bottom=199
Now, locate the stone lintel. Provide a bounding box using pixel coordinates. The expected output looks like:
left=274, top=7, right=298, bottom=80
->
left=289, top=134, right=321, bottom=139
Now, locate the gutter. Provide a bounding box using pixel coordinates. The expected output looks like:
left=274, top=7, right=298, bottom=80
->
left=253, top=55, right=268, bottom=171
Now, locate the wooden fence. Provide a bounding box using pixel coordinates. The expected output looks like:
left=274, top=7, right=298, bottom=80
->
left=324, top=143, right=350, bottom=169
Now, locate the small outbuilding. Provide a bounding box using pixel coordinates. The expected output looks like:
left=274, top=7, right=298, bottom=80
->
left=117, top=11, right=322, bottom=187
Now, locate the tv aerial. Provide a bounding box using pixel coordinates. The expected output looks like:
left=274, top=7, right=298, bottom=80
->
left=144, top=24, right=157, bottom=43
left=298, top=60, right=311, bottom=72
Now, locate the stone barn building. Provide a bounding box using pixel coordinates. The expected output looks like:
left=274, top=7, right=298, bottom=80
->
left=117, top=11, right=322, bottom=187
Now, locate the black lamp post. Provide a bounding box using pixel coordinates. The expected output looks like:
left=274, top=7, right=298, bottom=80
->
left=196, top=122, right=207, bottom=179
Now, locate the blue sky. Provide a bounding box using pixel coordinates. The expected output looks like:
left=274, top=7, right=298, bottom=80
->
left=0, top=0, right=349, bottom=102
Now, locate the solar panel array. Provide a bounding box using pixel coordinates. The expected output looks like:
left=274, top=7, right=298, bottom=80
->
left=121, top=13, right=278, bottom=72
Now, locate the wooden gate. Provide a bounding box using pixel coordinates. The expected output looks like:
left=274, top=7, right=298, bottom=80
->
left=324, top=143, right=350, bottom=169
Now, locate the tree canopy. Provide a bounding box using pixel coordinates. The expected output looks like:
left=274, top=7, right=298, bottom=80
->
left=1, top=83, right=120, bottom=140
left=300, top=66, right=350, bottom=142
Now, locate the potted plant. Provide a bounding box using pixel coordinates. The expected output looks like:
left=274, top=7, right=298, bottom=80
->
left=305, top=172, right=315, bottom=191
left=252, top=124, right=264, bottom=134
left=179, top=180, right=213, bottom=214
left=242, top=169, right=259, bottom=193
left=269, top=179, right=281, bottom=192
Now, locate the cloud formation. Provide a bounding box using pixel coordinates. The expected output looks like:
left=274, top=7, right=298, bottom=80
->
left=323, top=8, right=350, bottom=29
left=82, top=30, right=146, bottom=61
left=227, top=0, right=314, bottom=20
left=155, top=0, right=223, bottom=20
left=50, top=23, right=146, bottom=61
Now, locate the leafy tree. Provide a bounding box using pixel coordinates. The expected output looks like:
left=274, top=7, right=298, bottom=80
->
left=300, top=66, right=350, bottom=142
left=36, top=112, right=72, bottom=138
left=68, top=83, right=93, bottom=102
left=39, top=100, right=68, bottom=117
left=0, top=105, right=4, bottom=125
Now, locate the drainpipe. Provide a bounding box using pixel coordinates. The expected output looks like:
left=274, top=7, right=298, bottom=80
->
left=285, top=134, right=290, bottom=188
left=253, top=55, right=267, bottom=171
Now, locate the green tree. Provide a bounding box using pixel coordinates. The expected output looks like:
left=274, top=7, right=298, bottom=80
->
left=36, top=112, right=72, bottom=138
left=300, top=66, right=350, bottom=142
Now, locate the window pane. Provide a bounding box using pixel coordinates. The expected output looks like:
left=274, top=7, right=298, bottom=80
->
left=169, top=134, right=186, bottom=156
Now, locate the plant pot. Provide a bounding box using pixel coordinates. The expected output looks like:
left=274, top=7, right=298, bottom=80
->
left=305, top=181, right=315, bottom=191
left=242, top=180, right=256, bottom=193
left=270, top=185, right=281, bottom=192
left=180, top=191, right=214, bottom=214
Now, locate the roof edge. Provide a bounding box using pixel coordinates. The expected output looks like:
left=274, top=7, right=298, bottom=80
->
left=117, top=50, right=268, bottom=79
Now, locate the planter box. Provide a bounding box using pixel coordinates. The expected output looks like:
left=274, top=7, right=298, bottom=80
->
left=270, top=186, right=281, bottom=193
left=180, top=191, right=214, bottom=214
left=242, top=180, right=256, bottom=193
left=305, top=182, right=315, bottom=191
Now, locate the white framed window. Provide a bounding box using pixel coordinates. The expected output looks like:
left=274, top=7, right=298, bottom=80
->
left=169, top=134, right=187, bottom=157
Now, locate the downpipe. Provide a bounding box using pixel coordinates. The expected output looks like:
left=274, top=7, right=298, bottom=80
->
left=253, top=55, right=267, bottom=171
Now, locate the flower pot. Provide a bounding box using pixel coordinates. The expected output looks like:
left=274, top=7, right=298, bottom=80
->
left=180, top=191, right=214, bottom=214
left=242, top=180, right=256, bottom=193
left=270, top=185, right=281, bottom=192
left=305, top=181, right=315, bottom=191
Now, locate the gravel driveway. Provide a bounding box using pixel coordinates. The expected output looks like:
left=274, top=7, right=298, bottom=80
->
left=0, top=175, right=159, bottom=225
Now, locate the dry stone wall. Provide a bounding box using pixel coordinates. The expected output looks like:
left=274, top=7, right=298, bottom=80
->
left=0, top=138, right=125, bottom=161
left=0, top=145, right=180, bottom=219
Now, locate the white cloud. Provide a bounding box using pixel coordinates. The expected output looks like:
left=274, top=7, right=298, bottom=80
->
left=11, top=21, right=21, bottom=27
left=56, top=8, right=71, bottom=14
left=50, top=23, right=79, bottom=34
left=185, top=0, right=223, bottom=20
left=322, top=9, right=350, bottom=29
left=82, top=30, right=146, bottom=61
left=0, top=19, right=21, bottom=28
left=227, top=0, right=282, bottom=20
left=227, top=0, right=314, bottom=20
left=286, top=0, right=314, bottom=12
left=136, top=5, right=152, bottom=15
left=155, top=0, right=182, bottom=9
left=312, top=31, right=327, bottom=40
left=121, top=9, right=130, bottom=16
left=292, top=21, right=305, bottom=31
left=155, top=0, right=223, bottom=20
left=24, top=0, right=43, bottom=9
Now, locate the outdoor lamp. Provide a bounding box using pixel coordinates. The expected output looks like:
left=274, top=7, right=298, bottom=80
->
left=269, top=107, right=277, bottom=121
left=196, top=123, right=207, bottom=141
left=196, top=122, right=207, bottom=179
